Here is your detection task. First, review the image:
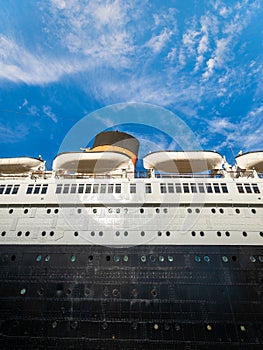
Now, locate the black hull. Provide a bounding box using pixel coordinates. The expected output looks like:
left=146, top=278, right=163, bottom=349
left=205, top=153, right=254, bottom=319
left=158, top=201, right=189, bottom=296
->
left=0, top=244, right=262, bottom=349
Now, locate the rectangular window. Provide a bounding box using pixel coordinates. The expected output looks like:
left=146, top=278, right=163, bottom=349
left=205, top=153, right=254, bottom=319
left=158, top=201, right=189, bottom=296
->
left=168, top=183, right=174, bottom=193
left=205, top=183, right=213, bottom=193
left=85, top=184, right=92, bottom=193
left=93, top=184, right=99, bottom=193
left=5, top=185, right=12, bottom=194
left=221, top=183, right=228, bottom=193
left=145, top=183, right=152, bottom=193
left=34, top=185, right=41, bottom=194
left=130, top=183, right=136, bottom=193
left=63, top=184, right=70, bottom=194
left=237, top=183, right=244, bottom=193
left=12, top=185, right=20, bottom=194
left=41, top=184, right=48, bottom=194
left=183, top=183, right=190, bottom=193
left=70, top=184, right=77, bottom=193
left=198, top=183, right=205, bottom=193
left=244, top=183, right=252, bottom=193
left=0, top=185, right=5, bottom=194
left=175, top=183, right=182, bottom=193
left=190, top=183, right=197, bottom=193
left=108, top=184, right=114, bottom=193
left=160, top=183, right=167, bottom=193
left=213, top=183, right=220, bottom=193
left=100, top=184, right=106, bottom=193
left=252, top=183, right=260, bottom=194
left=78, top=184, right=84, bottom=193
left=55, top=184, right=62, bottom=194
left=115, top=184, right=121, bottom=193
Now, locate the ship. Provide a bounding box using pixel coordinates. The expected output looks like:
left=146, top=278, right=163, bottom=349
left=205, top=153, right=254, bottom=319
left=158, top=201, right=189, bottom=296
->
left=0, top=130, right=262, bottom=349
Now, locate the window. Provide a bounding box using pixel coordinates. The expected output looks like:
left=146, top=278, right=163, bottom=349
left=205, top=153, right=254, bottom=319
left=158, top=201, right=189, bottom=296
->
left=5, top=185, right=12, bottom=194
left=252, top=184, right=260, bottom=193
left=175, top=183, right=182, bottom=193
left=108, top=184, right=114, bottom=193
left=190, top=183, right=197, bottom=193
left=198, top=183, right=205, bottom=193
left=183, top=183, right=190, bottom=193
left=205, top=183, right=212, bottom=193
left=41, top=184, right=48, bottom=194
left=70, top=184, right=77, bottom=194
left=78, top=184, right=84, bottom=193
left=115, top=184, right=121, bottom=193
left=160, top=183, right=167, bottom=194
left=34, top=185, right=41, bottom=194
left=130, top=184, right=136, bottom=194
left=237, top=183, right=244, bottom=193
left=55, top=184, right=62, bottom=194
left=12, top=185, right=20, bottom=194
left=85, top=184, right=91, bottom=193
left=221, top=183, right=228, bottom=193
left=100, top=184, right=106, bottom=193
left=213, top=183, right=220, bottom=193
left=145, top=183, right=152, bottom=194
left=0, top=185, right=5, bottom=194
left=63, top=184, right=70, bottom=194
left=93, top=184, right=99, bottom=193
left=244, top=183, right=252, bottom=193
left=168, top=183, right=174, bottom=193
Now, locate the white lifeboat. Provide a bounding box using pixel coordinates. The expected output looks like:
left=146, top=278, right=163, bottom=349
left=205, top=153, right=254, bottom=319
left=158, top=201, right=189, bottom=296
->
left=52, top=151, right=132, bottom=173
left=0, top=157, right=44, bottom=174
left=143, top=151, right=223, bottom=173
left=235, top=151, right=263, bottom=172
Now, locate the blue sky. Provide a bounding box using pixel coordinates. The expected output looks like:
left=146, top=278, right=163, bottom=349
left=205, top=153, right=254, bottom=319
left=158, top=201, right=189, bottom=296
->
left=0, top=0, right=262, bottom=169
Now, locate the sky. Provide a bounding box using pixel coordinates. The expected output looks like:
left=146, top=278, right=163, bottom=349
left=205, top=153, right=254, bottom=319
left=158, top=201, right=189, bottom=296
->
left=0, top=0, right=262, bottom=170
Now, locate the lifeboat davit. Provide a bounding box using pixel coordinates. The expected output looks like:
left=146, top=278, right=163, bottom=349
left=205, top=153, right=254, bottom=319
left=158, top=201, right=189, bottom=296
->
left=235, top=151, right=263, bottom=172
left=0, top=157, right=44, bottom=174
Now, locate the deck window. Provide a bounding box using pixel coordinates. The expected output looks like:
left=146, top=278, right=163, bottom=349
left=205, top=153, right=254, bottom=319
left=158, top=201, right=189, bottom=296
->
left=221, top=183, right=228, bottom=193
left=213, top=183, right=220, bottom=193
left=190, top=183, right=197, bottom=193
left=244, top=183, right=252, bottom=193
left=5, top=185, right=12, bottom=194
left=205, top=183, right=213, bottom=193
left=160, top=183, right=167, bottom=194
left=108, top=184, right=114, bottom=193
left=100, top=184, right=106, bottom=193
left=34, top=185, right=41, bottom=194
left=55, top=184, right=62, bottom=194
left=252, top=184, right=260, bottom=193
left=175, top=183, right=182, bottom=193
left=0, top=185, right=5, bottom=194
left=12, top=185, right=20, bottom=194
left=70, top=184, right=77, bottom=194
left=168, top=183, right=174, bottom=193
left=78, top=184, right=84, bottom=193
left=41, top=184, right=48, bottom=194
left=85, top=184, right=92, bottom=193
left=115, top=184, right=121, bottom=193
left=93, top=184, right=99, bottom=193
left=183, top=183, right=190, bottom=193
left=237, top=183, right=244, bottom=193
left=145, top=183, right=152, bottom=194
left=130, top=184, right=136, bottom=193
left=198, top=183, right=205, bottom=193
left=63, top=184, right=70, bottom=194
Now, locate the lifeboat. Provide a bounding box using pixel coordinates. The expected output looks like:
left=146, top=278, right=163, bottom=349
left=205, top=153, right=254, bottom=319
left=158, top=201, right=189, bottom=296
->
left=235, top=151, right=263, bottom=172
left=143, top=151, right=224, bottom=173
left=0, top=157, right=44, bottom=174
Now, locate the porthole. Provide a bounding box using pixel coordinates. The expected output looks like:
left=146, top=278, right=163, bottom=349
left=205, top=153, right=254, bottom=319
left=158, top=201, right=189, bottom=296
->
left=195, top=256, right=201, bottom=262
left=260, top=232, right=263, bottom=237
left=88, top=255, right=93, bottom=262
left=71, top=255, right=76, bottom=262
left=25, top=231, right=30, bottom=237
left=166, top=231, right=170, bottom=236
left=45, top=255, right=50, bottom=262
left=156, top=208, right=160, bottom=213
left=77, top=208, right=82, bottom=214
left=140, top=208, right=144, bottom=214
left=54, top=209, right=59, bottom=214
left=47, top=209, right=51, bottom=214
left=24, top=209, right=28, bottom=214
left=242, top=231, right=247, bottom=237
left=163, top=208, right=168, bottom=213
left=195, top=208, right=200, bottom=214
left=36, top=255, right=42, bottom=262
left=38, top=288, right=44, bottom=296
left=158, top=231, right=162, bottom=236
left=251, top=209, right=256, bottom=214
left=159, top=255, right=165, bottom=262
left=207, top=325, right=212, bottom=331
left=1, top=231, right=6, bottom=237
left=20, top=288, right=26, bottom=295
left=217, top=231, right=222, bottom=237
left=259, top=256, right=263, bottom=263
left=108, top=208, right=112, bottom=213
left=141, top=231, right=145, bottom=236
left=74, top=231, right=78, bottom=237
left=204, top=255, right=210, bottom=262
left=17, top=231, right=22, bottom=237
left=225, top=231, right=230, bottom=237
left=200, top=231, right=205, bottom=237
left=102, top=322, right=108, bottom=330
left=50, top=231, right=54, bottom=236
left=191, top=231, right=196, bottom=236
left=91, top=231, right=95, bottom=236
left=235, top=208, right=240, bottom=214
left=219, top=208, right=224, bottom=214
left=11, top=255, right=16, bottom=262
left=250, top=256, right=256, bottom=263
left=168, top=256, right=173, bottom=262
left=106, top=256, right=111, bottom=261
left=222, top=256, right=228, bottom=263
left=116, top=208, right=120, bottom=213
left=153, top=323, right=159, bottom=330
left=41, top=231, right=46, bottom=237
left=99, top=231, right=103, bottom=236
left=115, top=231, right=120, bottom=237
left=151, top=289, right=157, bottom=298
left=232, top=256, right=237, bottom=262
left=187, top=208, right=192, bottom=214
left=124, top=231, right=128, bottom=236
left=114, top=255, right=120, bottom=262
left=123, top=255, right=129, bottom=262
left=66, top=289, right=72, bottom=295
left=112, top=289, right=119, bottom=297
left=52, top=321, right=57, bottom=329
left=211, top=208, right=216, bottom=214
left=93, top=208, right=97, bottom=214
left=175, top=324, right=181, bottom=331
left=164, top=324, right=170, bottom=331
left=141, top=255, right=147, bottom=262
left=150, top=255, right=156, bottom=262
left=9, top=209, right=13, bottom=214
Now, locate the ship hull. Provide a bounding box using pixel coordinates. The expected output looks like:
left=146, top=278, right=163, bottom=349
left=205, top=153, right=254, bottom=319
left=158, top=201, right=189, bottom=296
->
left=0, top=244, right=262, bottom=349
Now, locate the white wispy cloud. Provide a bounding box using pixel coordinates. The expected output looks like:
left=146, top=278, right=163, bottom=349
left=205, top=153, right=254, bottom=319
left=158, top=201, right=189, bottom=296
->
left=0, top=123, right=28, bottom=144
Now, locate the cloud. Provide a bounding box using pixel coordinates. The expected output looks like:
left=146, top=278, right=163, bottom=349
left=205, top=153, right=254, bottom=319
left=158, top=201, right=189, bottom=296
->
left=146, top=28, right=173, bottom=53
left=0, top=123, right=28, bottom=144
left=43, top=105, right=58, bottom=123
